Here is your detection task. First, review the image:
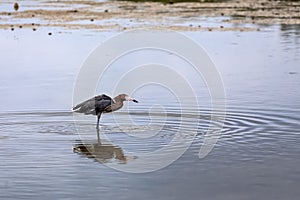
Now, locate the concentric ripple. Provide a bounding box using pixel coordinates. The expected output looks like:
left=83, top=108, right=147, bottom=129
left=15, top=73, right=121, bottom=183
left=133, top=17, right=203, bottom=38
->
left=0, top=106, right=299, bottom=158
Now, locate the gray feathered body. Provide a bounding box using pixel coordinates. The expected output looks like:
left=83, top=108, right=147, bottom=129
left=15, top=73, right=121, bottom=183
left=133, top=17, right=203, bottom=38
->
left=73, top=94, right=123, bottom=115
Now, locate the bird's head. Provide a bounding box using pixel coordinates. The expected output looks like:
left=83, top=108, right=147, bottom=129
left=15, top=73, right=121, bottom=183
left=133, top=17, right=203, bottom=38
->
left=120, top=94, right=139, bottom=103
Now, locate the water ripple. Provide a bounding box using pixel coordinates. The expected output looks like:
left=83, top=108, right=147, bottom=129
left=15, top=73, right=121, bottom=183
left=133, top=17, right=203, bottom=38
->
left=0, top=106, right=299, bottom=150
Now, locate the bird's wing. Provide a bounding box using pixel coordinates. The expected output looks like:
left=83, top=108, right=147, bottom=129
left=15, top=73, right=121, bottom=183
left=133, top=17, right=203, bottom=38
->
left=73, top=98, right=96, bottom=114
left=95, top=94, right=113, bottom=102
left=73, top=97, right=93, bottom=111
left=73, top=94, right=114, bottom=115
left=94, top=99, right=112, bottom=111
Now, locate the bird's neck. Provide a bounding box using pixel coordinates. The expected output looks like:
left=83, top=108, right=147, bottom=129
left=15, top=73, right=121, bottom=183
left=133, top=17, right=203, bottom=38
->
left=113, top=96, right=124, bottom=104
left=110, top=96, right=124, bottom=112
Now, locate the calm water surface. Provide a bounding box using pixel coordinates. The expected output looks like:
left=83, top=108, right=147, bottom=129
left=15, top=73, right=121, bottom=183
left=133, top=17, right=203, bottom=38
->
left=0, top=25, right=300, bottom=199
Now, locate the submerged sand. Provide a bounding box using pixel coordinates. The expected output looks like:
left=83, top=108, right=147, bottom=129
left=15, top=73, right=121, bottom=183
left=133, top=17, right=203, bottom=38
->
left=0, top=0, right=300, bottom=32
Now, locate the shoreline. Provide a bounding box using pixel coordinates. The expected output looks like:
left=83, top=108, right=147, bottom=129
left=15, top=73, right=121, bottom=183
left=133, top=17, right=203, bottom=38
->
left=0, top=0, right=299, bottom=32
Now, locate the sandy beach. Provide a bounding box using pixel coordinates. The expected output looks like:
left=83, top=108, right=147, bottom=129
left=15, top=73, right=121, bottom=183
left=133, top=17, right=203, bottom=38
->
left=0, top=0, right=300, bottom=32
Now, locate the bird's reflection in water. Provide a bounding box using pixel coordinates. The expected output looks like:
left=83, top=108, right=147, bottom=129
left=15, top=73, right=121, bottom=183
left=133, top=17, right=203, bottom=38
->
left=73, top=128, right=135, bottom=164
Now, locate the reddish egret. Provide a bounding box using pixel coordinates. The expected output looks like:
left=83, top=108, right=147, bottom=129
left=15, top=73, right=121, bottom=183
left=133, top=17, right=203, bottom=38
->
left=73, top=94, right=138, bottom=129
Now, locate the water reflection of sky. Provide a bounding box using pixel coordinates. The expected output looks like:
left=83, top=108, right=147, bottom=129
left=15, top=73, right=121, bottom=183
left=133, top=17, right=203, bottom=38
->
left=0, top=24, right=299, bottom=112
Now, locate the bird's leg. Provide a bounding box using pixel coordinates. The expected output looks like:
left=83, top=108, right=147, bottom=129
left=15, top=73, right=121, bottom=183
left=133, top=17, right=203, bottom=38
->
left=96, top=127, right=101, bottom=145
left=96, top=112, right=101, bottom=129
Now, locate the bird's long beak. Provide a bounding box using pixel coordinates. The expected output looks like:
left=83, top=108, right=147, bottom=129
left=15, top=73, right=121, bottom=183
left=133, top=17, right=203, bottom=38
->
left=126, top=96, right=139, bottom=103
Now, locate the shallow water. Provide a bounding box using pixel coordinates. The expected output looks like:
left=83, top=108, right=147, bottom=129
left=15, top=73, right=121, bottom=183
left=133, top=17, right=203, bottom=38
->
left=0, top=24, right=300, bottom=199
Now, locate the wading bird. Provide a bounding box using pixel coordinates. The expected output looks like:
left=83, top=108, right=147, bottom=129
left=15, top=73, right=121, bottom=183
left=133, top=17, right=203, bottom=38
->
left=73, top=94, right=138, bottom=129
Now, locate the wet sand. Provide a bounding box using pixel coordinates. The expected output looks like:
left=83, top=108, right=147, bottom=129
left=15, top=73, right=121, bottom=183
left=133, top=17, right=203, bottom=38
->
left=0, top=0, right=299, bottom=32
